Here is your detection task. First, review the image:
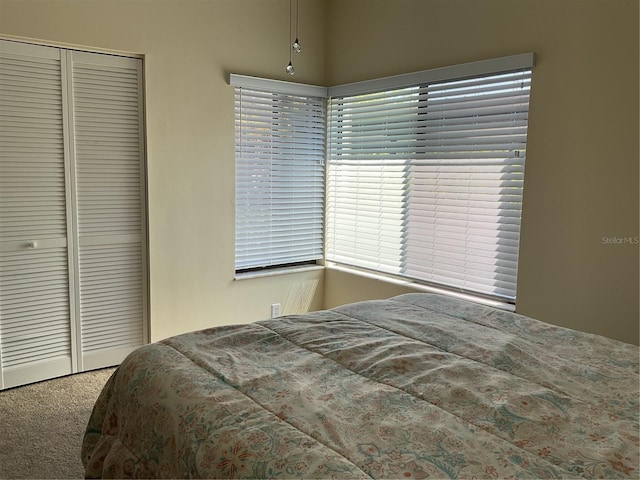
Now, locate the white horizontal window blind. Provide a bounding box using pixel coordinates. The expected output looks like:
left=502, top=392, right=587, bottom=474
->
left=327, top=59, right=532, bottom=302
left=234, top=80, right=325, bottom=272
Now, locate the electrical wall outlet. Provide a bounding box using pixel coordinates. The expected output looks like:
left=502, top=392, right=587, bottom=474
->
left=271, top=303, right=281, bottom=318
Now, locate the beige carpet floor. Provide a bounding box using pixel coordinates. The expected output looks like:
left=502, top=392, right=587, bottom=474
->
left=0, top=368, right=115, bottom=479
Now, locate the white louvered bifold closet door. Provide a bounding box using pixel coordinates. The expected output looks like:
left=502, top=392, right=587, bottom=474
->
left=69, top=51, right=147, bottom=371
left=0, top=40, right=147, bottom=389
left=0, top=41, right=75, bottom=389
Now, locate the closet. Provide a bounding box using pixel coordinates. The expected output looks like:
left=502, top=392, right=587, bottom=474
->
left=0, top=39, right=148, bottom=389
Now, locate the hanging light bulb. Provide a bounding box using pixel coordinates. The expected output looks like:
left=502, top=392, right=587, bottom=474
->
left=292, top=0, right=301, bottom=53
left=286, top=0, right=295, bottom=74
left=292, top=38, right=301, bottom=54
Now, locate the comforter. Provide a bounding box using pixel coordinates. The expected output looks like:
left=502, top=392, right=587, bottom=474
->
left=82, top=293, right=639, bottom=479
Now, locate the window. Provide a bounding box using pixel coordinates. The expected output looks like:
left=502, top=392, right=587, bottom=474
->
left=326, top=55, right=533, bottom=302
left=232, top=75, right=326, bottom=272
left=230, top=54, right=533, bottom=301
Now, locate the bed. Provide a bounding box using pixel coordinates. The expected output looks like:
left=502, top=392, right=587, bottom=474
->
left=81, top=293, right=639, bottom=479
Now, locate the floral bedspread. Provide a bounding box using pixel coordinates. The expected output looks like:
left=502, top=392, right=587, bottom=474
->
left=82, top=293, right=639, bottom=479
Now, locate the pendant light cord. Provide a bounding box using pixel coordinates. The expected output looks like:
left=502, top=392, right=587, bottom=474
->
left=286, top=0, right=297, bottom=74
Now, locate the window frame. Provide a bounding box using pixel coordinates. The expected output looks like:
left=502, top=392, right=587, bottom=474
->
left=230, top=53, right=534, bottom=303
left=325, top=54, right=534, bottom=303
left=231, top=75, right=327, bottom=275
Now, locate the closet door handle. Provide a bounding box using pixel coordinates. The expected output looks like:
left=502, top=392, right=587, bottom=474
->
left=26, top=241, right=38, bottom=249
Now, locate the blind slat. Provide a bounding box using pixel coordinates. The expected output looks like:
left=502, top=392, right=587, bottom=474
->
left=327, top=68, right=531, bottom=302
left=235, top=87, right=325, bottom=271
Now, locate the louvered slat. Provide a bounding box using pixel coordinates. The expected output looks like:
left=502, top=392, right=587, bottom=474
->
left=0, top=41, right=73, bottom=387
left=0, top=48, right=68, bottom=241
left=78, top=243, right=144, bottom=352
left=71, top=52, right=146, bottom=368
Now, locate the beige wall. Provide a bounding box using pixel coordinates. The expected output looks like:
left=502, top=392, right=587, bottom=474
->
left=1, top=0, right=638, bottom=345
left=324, top=0, right=639, bottom=345
left=0, top=0, right=327, bottom=341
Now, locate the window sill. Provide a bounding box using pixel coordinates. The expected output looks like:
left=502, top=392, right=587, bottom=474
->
left=234, top=264, right=324, bottom=281
left=325, top=263, right=516, bottom=313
